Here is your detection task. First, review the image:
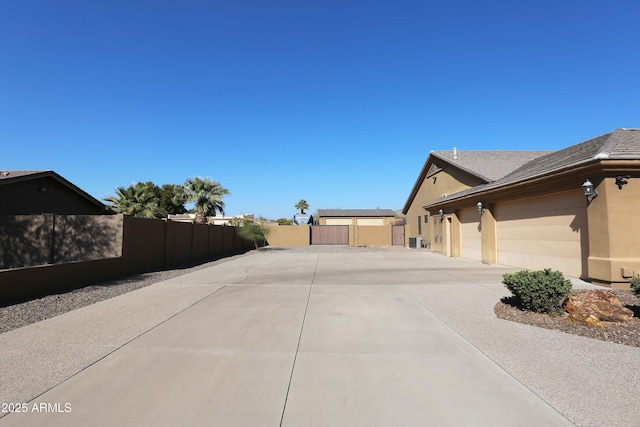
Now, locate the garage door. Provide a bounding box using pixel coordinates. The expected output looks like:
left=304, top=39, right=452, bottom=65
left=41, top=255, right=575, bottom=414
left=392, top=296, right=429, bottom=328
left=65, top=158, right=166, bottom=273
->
left=459, top=207, right=482, bottom=261
left=496, top=191, right=587, bottom=278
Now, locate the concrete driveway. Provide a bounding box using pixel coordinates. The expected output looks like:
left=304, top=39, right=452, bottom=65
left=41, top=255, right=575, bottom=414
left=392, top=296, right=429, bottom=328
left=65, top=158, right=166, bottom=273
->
left=1, top=247, right=638, bottom=426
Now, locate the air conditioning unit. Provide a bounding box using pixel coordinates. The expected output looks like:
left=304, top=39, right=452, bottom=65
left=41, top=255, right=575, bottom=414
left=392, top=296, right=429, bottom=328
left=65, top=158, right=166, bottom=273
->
left=409, top=237, right=423, bottom=249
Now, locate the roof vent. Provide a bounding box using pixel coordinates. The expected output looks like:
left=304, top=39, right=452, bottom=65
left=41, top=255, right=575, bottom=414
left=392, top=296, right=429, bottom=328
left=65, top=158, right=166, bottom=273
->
left=453, top=147, right=458, bottom=160
left=1, top=172, right=9, bottom=177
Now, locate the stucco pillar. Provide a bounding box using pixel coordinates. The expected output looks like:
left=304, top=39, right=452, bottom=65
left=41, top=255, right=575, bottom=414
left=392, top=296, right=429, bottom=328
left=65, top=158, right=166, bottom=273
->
left=451, top=211, right=461, bottom=258
left=481, top=204, right=497, bottom=265
left=587, top=177, right=640, bottom=288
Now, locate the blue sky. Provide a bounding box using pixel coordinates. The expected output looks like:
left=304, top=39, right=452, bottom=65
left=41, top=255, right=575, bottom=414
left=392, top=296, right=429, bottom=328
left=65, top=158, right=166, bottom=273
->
left=3, top=1, right=639, bottom=219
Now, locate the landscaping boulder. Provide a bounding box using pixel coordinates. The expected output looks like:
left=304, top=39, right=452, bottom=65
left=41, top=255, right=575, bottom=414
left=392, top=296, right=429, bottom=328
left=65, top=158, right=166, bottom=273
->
left=565, top=290, right=634, bottom=328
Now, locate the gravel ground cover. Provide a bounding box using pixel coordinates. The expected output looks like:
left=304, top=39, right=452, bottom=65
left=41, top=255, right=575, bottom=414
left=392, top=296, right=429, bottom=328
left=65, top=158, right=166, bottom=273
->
left=495, top=289, right=640, bottom=348
left=0, top=252, right=252, bottom=334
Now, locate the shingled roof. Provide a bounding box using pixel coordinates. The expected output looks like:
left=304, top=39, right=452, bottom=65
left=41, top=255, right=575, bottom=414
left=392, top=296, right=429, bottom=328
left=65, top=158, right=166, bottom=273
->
left=0, top=170, right=48, bottom=180
left=317, top=209, right=397, bottom=217
left=430, top=150, right=552, bottom=182
left=423, top=128, right=640, bottom=208
left=0, top=170, right=103, bottom=208
left=402, top=149, right=550, bottom=214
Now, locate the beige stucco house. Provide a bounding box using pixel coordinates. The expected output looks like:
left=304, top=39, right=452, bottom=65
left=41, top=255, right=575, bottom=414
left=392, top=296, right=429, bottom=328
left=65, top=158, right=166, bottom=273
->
left=402, top=128, right=640, bottom=288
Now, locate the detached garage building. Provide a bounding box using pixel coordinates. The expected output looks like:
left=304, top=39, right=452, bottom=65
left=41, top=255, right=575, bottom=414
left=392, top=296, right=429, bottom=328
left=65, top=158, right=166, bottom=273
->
left=403, top=128, right=640, bottom=288
left=317, top=209, right=397, bottom=226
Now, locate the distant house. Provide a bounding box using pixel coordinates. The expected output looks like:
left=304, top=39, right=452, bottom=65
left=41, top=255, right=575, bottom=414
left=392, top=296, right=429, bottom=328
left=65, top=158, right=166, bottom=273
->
left=317, top=209, right=397, bottom=226
left=0, top=170, right=105, bottom=215
left=402, top=128, right=640, bottom=287
left=167, top=213, right=258, bottom=226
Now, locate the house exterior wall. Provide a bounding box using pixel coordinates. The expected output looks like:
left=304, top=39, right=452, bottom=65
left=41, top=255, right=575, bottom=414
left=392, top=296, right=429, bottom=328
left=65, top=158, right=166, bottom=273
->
left=356, top=218, right=385, bottom=226
left=430, top=214, right=444, bottom=253
left=588, top=176, right=640, bottom=287
left=405, top=167, right=483, bottom=250
left=0, top=176, right=104, bottom=215
left=323, top=218, right=353, bottom=225
left=421, top=176, right=638, bottom=286
left=495, top=190, right=587, bottom=279
left=459, top=207, right=482, bottom=261
left=404, top=142, right=640, bottom=287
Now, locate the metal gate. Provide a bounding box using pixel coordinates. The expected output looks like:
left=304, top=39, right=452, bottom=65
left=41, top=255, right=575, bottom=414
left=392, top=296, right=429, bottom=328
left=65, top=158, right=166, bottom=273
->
left=311, top=225, right=349, bottom=245
left=392, top=225, right=405, bottom=246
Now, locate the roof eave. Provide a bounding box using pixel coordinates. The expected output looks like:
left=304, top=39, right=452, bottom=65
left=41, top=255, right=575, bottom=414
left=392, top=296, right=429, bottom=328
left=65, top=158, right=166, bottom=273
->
left=401, top=152, right=491, bottom=214
left=0, top=171, right=104, bottom=208
left=422, top=159, right=601, bottom=210
left=429, top=152, right=493, bottom=182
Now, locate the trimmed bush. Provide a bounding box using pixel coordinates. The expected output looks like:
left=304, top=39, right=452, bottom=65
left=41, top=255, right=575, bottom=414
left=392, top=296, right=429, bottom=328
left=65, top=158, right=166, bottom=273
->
left=236, top=223, right=271, bottom=249
left=502, top=268, right=572, bottom=315
left=630, top=278, right=640, bottom=299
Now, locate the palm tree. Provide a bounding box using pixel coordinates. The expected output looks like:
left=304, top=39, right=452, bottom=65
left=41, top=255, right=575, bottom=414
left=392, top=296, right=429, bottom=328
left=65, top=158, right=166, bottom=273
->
left=179, top=177, right=230, bottom=224
left=295, top=199, right=309, bottom=214
left=104, top=184, right=162, bottom=219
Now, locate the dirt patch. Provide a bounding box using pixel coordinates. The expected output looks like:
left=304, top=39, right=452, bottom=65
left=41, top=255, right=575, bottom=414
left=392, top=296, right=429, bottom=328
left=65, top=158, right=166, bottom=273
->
left=495, top=289, right=640, bottom=348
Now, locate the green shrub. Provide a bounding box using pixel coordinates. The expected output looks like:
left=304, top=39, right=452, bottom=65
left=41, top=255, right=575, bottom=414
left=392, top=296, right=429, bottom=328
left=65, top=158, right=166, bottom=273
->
left=236, top=223, right=271, bottom=249
left=502, top=268, right=572, bottom=315
left=630, top=278, right=640, bottom=299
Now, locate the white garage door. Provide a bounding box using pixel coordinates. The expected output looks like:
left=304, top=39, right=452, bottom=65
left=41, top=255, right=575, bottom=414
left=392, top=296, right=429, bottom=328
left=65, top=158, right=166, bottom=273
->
left=356, top=218, right=384, bottom=226
left=496, top=191, right=587, bottom=278
left=459, top=207, right=482, bottom=261
left=325, top=218, right=352, bottom=225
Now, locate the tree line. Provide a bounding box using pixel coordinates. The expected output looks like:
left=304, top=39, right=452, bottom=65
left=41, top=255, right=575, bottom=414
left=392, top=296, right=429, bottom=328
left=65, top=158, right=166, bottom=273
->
left=104, top=177, right=229, bottom=224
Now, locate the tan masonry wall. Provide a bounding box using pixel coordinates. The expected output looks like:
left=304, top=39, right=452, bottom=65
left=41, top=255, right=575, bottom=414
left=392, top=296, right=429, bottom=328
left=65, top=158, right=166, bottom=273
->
left=263, top=225, right=404, bottom=247
left=265, top=225, right=311, bottom=246
left=353, top=226, right=393, bottom=246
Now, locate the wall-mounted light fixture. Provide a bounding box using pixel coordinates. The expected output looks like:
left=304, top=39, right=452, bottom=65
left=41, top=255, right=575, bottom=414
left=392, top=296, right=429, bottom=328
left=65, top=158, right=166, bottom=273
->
left=477, top=201, right=485, bottom=215
left=438, top=209, right=444, bottom=221
left=616, top=175, right=631, bottom=189
left=582, top=179, right=598, bottom=202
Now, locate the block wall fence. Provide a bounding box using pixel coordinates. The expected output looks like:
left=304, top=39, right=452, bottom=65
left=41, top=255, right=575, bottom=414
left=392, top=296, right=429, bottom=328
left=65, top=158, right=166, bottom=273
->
left=265, top=224, right=405, bottom=247
left=0, top=214, right=252, bottom=305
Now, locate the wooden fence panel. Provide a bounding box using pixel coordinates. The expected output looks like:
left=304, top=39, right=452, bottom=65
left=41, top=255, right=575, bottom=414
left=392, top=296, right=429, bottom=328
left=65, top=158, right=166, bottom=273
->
left=392, top=225, right=405, bottom=246
left=311, top=226, right=349, bottom=245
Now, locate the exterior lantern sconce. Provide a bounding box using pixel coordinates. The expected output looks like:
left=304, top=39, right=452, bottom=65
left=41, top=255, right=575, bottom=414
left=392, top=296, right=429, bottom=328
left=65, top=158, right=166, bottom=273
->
left=582, top=179, right=598, bottom=202
left=616, top=175, right=631, bottom=189
left=477, top=201, right=485, bottom=216
left=438, top=209, right=444, bottom=221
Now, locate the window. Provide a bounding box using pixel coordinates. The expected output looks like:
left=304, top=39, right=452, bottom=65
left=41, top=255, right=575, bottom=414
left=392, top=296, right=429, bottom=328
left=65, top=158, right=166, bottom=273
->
left=424, top=215, right=428, bottom=223
left=417, top=216, right=422, bottom=235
